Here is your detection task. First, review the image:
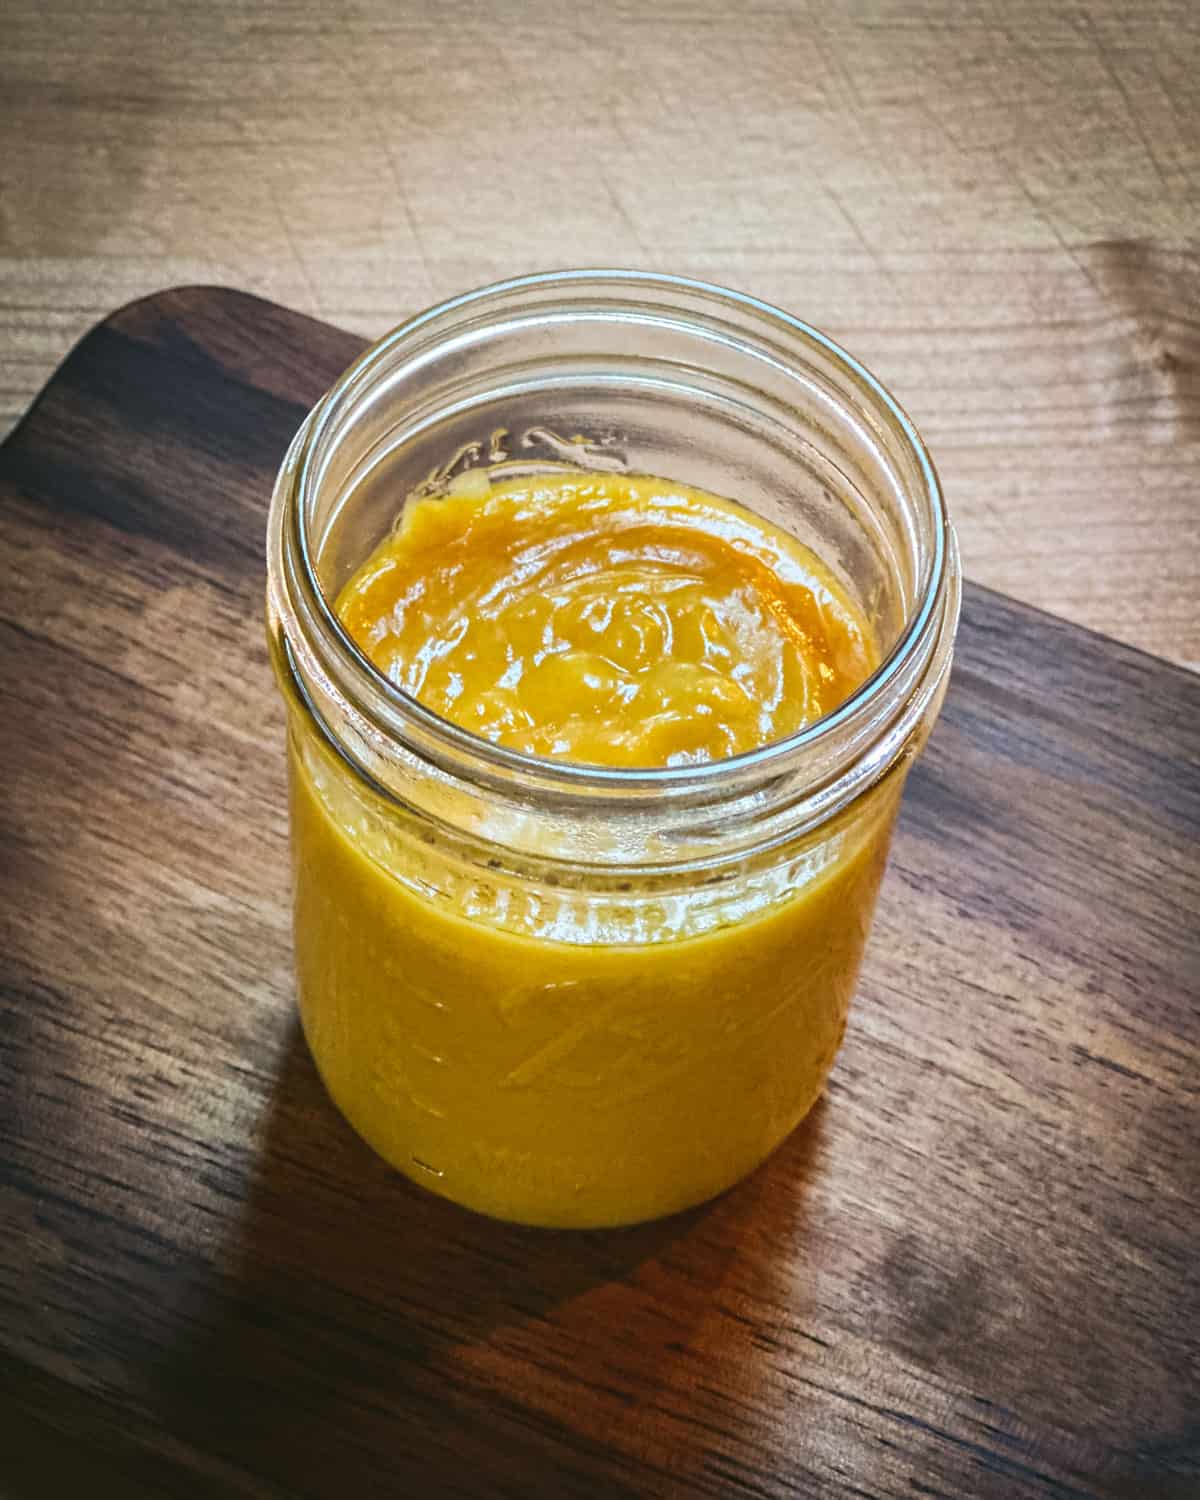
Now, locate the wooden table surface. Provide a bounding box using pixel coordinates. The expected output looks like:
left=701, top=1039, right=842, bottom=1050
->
left=2, top=0, right=1198, bottom=666
left=2, top=286, right=1198, bottom=1500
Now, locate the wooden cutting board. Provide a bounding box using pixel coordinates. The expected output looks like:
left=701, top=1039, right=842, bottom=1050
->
left=1, top=288, right=1196, bottom=1500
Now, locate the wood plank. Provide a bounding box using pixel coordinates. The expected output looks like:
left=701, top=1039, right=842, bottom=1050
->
left=0, top=288, right=1197, bottom=1499
left=1, top=0, right=1198, bottom=663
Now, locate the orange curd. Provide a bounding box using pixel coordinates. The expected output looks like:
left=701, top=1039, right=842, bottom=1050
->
left=285, top=471, right=899, bottom=1226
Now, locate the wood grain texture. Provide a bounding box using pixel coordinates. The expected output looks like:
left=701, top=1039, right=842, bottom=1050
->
left=1, top=287, right=1198, bottom=1498
left=1, top=0, right=1199, bottom=665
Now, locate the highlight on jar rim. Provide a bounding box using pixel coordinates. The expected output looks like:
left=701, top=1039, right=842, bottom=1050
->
left=266, top=270, right=961, bottom=1229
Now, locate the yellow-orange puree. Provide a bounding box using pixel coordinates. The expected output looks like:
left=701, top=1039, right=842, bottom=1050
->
left=288, top=471, right=897, bottom=1226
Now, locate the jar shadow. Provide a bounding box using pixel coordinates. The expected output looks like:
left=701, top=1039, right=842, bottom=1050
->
left=150, top=1018, right=831, bottom=1494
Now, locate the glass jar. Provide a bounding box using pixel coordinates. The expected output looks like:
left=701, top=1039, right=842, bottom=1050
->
left=266, top=271, right=960, bottom=1229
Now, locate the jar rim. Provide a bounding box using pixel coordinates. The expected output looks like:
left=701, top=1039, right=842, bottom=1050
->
left=281, top=268, right=956, bottom=801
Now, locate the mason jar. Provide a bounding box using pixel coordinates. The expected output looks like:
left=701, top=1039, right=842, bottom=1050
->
left=266, top=270, right=960, bottom=1229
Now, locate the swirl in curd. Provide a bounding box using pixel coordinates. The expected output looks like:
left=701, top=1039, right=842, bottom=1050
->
left=337, top=472, right=874, bottom=768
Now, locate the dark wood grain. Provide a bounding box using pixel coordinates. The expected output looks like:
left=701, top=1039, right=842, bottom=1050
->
left=0, top=288, right=1197, bottom=1500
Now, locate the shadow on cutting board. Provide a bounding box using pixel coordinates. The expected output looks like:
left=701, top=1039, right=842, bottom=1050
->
left=138, top=1018, right=832, bottom=1497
